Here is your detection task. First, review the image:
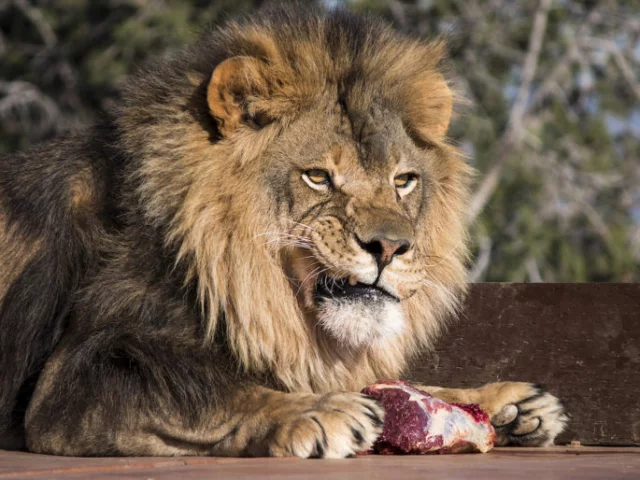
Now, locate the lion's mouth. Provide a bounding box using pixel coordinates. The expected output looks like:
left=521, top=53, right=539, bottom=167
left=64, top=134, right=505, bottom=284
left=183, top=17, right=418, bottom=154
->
left=314, top=276, right=400, bottom=302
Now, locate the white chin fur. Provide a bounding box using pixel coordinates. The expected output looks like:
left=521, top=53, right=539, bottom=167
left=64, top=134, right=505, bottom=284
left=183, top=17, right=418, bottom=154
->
left=316, top=297, right=404, bottom=349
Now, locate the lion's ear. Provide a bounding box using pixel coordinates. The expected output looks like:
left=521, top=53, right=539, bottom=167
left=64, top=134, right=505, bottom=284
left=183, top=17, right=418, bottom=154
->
left=426, top=76, right=453, bottom=139
left=406, top=73, right=453, bottom=142
left=207, top=56, right=269, bottom=136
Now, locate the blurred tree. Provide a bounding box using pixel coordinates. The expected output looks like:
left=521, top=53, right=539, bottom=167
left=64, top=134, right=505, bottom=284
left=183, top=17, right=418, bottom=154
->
left=348, top=0, right=640, bottom=282
left=0, top=0, right=265, bottom=151
left=1, top=0, right=638, bottom=282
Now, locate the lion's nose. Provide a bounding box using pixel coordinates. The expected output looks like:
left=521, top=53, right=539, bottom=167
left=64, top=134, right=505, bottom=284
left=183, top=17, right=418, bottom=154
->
left=356, top=234, right=411, bottom=270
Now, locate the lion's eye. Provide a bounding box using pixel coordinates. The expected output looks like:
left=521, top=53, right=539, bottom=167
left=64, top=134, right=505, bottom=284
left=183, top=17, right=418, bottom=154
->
left=394, top=173, right=417, bottom=189
left=302, top=169, right=331, bottom=189
left=394, top=173, right=419, bottom=197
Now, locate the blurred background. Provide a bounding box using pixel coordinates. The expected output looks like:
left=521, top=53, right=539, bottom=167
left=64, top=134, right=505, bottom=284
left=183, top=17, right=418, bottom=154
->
left=0, top=0, right=638, bottom=282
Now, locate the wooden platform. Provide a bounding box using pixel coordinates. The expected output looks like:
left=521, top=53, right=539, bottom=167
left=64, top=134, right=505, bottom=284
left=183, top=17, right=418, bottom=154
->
left=1, top=283, right=638, bottom=478
left=1, top=447, right=639, bottom=479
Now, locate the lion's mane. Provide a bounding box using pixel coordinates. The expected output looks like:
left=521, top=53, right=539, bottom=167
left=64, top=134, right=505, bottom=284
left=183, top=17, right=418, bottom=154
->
left=116, top=7, right=471, bottom=393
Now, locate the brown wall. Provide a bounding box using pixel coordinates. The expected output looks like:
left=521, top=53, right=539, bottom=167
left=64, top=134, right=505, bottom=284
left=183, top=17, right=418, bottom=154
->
left=407, top=283, right=640, bottom=446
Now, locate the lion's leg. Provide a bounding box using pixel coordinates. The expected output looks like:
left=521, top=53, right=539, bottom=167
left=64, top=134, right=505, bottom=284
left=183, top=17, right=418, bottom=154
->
left=25, top=333, right=383, bottom=458
left=414, top=382, right=568, bottom=446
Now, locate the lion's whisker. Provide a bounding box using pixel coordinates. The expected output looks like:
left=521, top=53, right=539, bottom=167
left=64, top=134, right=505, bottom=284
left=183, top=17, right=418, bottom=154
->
left=286, top=219, right=316, bottom=232
left=260, top=232, right=314, bottom=250
left=254, top=231, right=313, bottom=243
left=421, top=279, right=457, bottom=304
left=295, top=265, right=328, bottom=297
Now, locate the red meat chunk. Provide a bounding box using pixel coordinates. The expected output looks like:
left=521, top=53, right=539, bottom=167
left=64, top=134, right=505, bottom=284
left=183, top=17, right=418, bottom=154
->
left=361, top=380, right=496, bottom=454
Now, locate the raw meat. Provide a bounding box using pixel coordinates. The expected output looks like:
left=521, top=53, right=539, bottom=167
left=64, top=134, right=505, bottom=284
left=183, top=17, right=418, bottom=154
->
left=361, top=380, right=496, bottom=454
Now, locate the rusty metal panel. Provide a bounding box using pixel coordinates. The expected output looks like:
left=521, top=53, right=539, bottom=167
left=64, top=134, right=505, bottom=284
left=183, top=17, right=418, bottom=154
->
left=407, top=283, right=640, bottom=446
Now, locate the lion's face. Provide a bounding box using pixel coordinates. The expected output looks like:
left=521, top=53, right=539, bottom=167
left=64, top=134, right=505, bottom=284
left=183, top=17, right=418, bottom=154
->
left=124, top=14, right=471, bottom=385
left=185, top=18, right=472, bottom=356
left=255, top=94, right=459, bottom=349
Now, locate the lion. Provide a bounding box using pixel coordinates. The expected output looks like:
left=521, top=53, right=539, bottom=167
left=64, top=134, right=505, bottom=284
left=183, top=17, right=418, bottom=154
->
left=0, top=6, right=567, bottom=457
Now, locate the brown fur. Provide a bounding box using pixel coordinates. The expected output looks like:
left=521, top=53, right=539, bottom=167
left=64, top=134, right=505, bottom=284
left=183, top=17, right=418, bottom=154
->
left=0, top=210, right=40, bottom=305
left=0, top=6, right=566, bottom=456
left=119, top=11, right=469, bottom=393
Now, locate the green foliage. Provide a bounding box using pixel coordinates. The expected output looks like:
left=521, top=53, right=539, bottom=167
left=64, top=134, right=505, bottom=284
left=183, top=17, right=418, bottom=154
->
left=1, top=0, right=638, bottom=281
left=0, top=0, right=263, bottom=150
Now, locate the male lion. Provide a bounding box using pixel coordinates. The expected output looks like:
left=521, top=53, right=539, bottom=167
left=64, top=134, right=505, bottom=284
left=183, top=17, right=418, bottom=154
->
left=0, top=7, right=567, bottom=457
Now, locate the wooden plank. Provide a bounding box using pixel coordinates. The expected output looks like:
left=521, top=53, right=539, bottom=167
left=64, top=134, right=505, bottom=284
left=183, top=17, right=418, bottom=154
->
left=0, top=447, right=639, bottom=479
left=407, top=283, right=640, bottom=446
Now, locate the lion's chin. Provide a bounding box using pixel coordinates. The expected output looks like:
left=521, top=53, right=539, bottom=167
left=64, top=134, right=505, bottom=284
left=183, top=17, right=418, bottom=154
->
left=315, top=297, right=405, bottom=349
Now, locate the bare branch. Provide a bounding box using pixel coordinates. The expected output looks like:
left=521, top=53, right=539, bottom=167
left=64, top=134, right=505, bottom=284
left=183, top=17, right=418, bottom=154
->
left=387, top=0, right=408, bottom=30
left=466, top=0, right=553, bottom=224
left=0, top=80, right=61, bottom=136
left=505, top=0, right=553, bottom=143
left=468, top=235, right=492, bottom=282
left=13, top=0, right=57, bottom=48
left=528, top=7, right=603, bottom=112
left=525, top=257, right=543, bottom=282
left=584, top=37, right=640, bottom=101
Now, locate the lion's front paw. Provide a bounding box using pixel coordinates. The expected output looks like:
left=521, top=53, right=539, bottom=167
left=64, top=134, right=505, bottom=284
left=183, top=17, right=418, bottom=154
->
left=268, top=392, right=384, bottom=459
left=484, top=382, right=569, bottom=447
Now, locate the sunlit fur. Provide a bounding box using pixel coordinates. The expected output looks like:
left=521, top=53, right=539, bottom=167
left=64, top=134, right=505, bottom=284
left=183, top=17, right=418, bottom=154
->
left=0, top=7, right=569, bottom=457
left=115, top=8, right=471, bottom=393
left=317, top=296, right=406, bottom=348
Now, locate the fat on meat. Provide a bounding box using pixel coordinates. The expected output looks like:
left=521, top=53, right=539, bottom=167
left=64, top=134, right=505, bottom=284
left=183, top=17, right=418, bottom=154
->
left=361, top=380, right=496, bottom=454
